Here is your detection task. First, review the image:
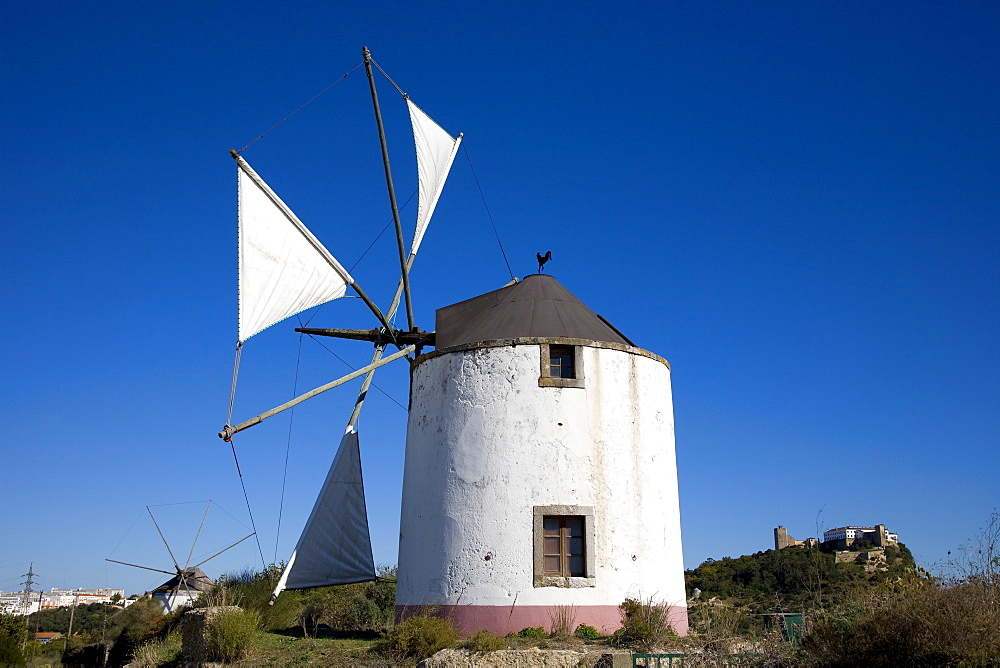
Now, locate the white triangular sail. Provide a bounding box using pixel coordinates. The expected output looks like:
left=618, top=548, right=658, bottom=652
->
left=272, top=429, right=376, bottom=597
left=236, top=156, right=355, bottom=343
left=406, top=99, right=462, bottom=256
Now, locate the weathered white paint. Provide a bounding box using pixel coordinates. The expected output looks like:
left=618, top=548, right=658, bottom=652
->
left=397, top=338, right=687, bottom=635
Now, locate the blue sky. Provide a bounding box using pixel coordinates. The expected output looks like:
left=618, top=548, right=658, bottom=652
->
left=2, top=1, right=997, bottom=596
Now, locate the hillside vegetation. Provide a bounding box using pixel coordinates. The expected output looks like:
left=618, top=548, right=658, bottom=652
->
left=686, top=542, right=917, bottom=609
left=3, top=515, right=997, bottom=665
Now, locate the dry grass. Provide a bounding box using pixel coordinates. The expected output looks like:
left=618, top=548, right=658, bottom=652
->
left=548, top=604, right=577, bottom=639
left=800, top=578, right=1000, bottom=665
left=800, top=512, right=1000, bottom=665
left=129, top=631, right=182, bottom=667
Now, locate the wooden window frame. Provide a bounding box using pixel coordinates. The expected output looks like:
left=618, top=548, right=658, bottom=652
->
left=533, top=505, right=596, bottom=587
left=542, top=515, right=585, bottom=577
left=538, top=343, right=585, bottom=389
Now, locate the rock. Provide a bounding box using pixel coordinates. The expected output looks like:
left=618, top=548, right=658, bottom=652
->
left=418, top=647, right=592, bottom=667
left=180, top=606, right=242, bottom=666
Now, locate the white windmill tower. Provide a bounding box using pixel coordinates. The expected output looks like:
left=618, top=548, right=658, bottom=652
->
left=395, top=273, right=688, bottom=635
left=219, top=48, right=687, bottom=637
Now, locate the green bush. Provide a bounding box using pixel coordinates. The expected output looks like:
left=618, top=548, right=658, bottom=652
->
left=0, top=614, right=27, bottom=666
left=508, top=626, right=546, bottom=639
left=383, top=615, right=458, bottom=660
left=462, top=629, right=505, bottom=652
left=614, top=597, right=676, bottom=652
left=200, top=565, right=302, bottom=632
left=574, top=623, right=602, bottom=639
left=205, top=607, right=261, bottom=663
left=204, top=564, right=397, bottom=634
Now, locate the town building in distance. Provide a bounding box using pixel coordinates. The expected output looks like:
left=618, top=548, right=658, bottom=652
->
left=0, top=587, right=127, bottom=615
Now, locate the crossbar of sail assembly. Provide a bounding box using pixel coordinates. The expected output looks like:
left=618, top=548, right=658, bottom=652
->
left=219, top=343, right=418, bottom=441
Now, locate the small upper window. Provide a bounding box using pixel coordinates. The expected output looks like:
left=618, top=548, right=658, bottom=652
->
left=538, top=343, right=584, bottom=388
left=549, top=345, right=575, bottom=379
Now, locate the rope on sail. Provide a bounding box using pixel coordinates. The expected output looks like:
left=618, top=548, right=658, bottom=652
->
left=370, top=58, right=407, bottom=98
left=303, top=334, right=408, bottom=412
left=348, top=189, right=418, bottom=273
left=224, top=343, right=267, bottom=568
left=294, top=188, right=417, bottom=331
left=225, top=342, right=243, bottom=429
left=274, top=328, right=306, bottom=564
left=236, top=62, right=365, bottom=154
left=228, top=440, right=268, bottom=568
left=462, top=143, right=516, bottom=282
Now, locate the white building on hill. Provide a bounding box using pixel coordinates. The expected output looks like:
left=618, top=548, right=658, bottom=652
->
left=822, top=525, right=898, bottom=548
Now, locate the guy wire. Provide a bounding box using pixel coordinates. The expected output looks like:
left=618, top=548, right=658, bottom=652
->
left=237, top=62, right=364, bottom=154
left=370, top=58, right=407, bottom=98
left=463, top=143, right=515, bottom=281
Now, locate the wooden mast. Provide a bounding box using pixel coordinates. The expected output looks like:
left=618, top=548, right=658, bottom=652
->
left=363, top=46, right=416, bottom=333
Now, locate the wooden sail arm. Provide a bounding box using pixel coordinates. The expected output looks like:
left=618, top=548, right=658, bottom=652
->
left=363, top=47, right=416, bottom=333
left=219, top=341, right=421, bottom=441
left=147, top=506, right=182, bottom=572
left=104, top=559, right=175, bottom=576
left=296, top=327, right=433, bottom=346
left=191, top=533, right=257, bottom=569
left=343, top=252, right=423, bottom=431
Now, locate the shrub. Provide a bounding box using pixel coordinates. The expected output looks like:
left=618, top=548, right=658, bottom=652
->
left=508, top=626, right=546, bottom=639
left=614, top=597, right=676, bottom=652
left=383, top=615, right=458, bottom=660
left=205, top=607, right=260, bottom=663
left=201, top=564, right=301, bottom=632
left=575, top=623, right=602, bottom=640
left=462, top=629, right=505, bottom=652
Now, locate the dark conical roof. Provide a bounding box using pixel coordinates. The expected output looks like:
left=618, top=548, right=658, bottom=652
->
left=152, top=567, right=213, bottom=594
left=434, top=274, right=633, bottom=349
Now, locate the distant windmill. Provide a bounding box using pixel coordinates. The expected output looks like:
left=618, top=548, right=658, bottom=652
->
left=106, top=502, right=254, bottom=613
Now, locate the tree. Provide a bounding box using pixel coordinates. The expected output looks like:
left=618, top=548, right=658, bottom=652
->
left=0, top=614, right=28, bottom=666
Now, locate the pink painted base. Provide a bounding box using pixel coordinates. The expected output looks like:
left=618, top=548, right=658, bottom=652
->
left=396, top=604, right=689, bottom=637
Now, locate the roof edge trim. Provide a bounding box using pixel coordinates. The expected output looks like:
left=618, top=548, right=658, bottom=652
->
left=414, top=336, right=669, bottom=369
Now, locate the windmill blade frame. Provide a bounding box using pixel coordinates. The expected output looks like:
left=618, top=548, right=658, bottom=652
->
left=222, top=49, right=464, bottom=602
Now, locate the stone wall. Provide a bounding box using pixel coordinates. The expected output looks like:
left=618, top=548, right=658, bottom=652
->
left=834, top=549, right=887, bottom=572
left=418, top=648, right=628, bottom=667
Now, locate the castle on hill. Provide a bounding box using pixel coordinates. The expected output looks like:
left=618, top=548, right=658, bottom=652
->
left=774, top=524, right=898, bottom=552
